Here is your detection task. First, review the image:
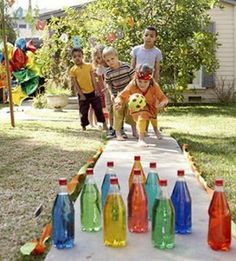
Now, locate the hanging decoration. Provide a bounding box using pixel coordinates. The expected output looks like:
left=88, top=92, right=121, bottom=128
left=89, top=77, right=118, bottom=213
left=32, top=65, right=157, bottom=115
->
left=88, top=37, right=97, bottom=47
left=127, top=16, right=135, bottom=28
left=36, top=20, right=46, bottom=31
left=72, top=36, right=81, bottom=48
left=107, top=32, right=117, bottom=43
left=116, top=28, right=124, bottom=39
left=59, top=33, right=68, bottom=43
left=6, top=0, right=15, bottom=7
left=15, top=7, right=24, bottom=19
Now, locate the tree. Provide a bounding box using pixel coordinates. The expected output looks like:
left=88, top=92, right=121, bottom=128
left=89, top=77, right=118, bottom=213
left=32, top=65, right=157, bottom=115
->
left=81, top=0, right=220, bottom=98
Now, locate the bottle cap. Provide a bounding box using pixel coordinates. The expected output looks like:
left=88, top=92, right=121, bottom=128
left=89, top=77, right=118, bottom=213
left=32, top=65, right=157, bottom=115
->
left=86, top=168, right=93, bottom=175
left=159, top=179, right=167, bottom=186
left=134, top=155, right=141, bottom=161
left=134, top=169, right=141, bottom=175
left=177, top=170, right=185, bottom=176
left=110, top=177, right=118, bottom=185
left=215, top=179, right=223, bottom=186
left=150, top=162, right=156, bottom=168
left=107, top=161, right=114, bottom=167
left=59, top=178, right=67, bottom=186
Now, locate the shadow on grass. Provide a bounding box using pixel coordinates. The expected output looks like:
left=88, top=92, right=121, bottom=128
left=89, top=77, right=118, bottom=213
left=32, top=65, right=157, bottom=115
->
left=164, top=103, right=236, bottom=117
left=6, top=121, right=104, bottom=141
left=0, top=132, right=102, bottom=261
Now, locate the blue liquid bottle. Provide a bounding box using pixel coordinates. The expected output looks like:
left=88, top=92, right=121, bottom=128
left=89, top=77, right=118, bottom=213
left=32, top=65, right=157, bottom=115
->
left=52, top=178, right=75, bottom=249
left=101, top=161, right=117, bottom=207
left=145, top=162, right=160, bottom=220
left=171, top=170, right=192, bottom=234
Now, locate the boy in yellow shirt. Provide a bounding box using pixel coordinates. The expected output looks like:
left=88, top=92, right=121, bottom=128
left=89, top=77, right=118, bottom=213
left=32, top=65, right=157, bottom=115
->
left=70, top=48, right=107, bottom=131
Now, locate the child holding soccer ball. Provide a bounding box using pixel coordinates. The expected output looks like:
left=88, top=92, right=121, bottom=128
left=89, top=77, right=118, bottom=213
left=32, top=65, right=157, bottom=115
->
left=115, top=64, right=168, bottom=146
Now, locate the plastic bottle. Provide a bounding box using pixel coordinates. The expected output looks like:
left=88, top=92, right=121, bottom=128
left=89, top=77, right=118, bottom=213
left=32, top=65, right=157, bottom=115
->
left=152, top=179, right=175, bottom=249
left=171, top=170, right=192, bottom=234
left=103, top=176, right=126, bottom=247
left=128, top=155, right=146, bottom=189
left=80, top=168, right=101, bottom=232
left=101, top=161, right=117, bottom=207
left=145, top=162, right=160, bottom=220
left=208, top=178, right=231, bottom=251
left=128, top=169, right=148, bottom=233
left=52, top=178, right=75, bottom=249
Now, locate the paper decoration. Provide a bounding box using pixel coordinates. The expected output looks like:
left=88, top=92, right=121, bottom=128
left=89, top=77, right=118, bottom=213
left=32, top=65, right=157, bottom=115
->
left=116, top=28, right=124, bottom=39
left=88, top=37, right=97, bottom=47
left=59, top=33, right=68, bottom=43
left=0, top=42, right=14, bottom=61
left=72, top=36, right=81, bottom=48
left=0, top=51, right=3, bottom=63
left=107, top=33, right=117, bottom=43
left=26, top=40, right=37, bottom=53
left=15, top=7, right=23, bottom=19
left=36, top=21, right=46, bottom=31
left=15, top=38, right=27, bottom=51
left=20, top=242, right=37, bottom=256
left=12, top=85, right=28, bottom=106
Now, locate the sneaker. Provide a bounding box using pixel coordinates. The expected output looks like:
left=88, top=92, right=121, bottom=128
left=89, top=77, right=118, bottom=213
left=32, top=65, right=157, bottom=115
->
left=107, top=127, right=116, bottom=139
left=121, top=127, right=128, bottom=139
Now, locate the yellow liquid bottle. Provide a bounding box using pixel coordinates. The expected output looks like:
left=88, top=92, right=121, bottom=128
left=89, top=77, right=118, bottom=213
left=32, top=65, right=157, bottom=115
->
left=103, top=177, right=126, bottom=247
left=128, top=155, right=146, bottom=189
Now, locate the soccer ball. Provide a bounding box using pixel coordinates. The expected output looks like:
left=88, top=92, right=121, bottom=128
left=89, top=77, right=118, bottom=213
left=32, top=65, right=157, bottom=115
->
left=128, top=93, right=146, bottom=112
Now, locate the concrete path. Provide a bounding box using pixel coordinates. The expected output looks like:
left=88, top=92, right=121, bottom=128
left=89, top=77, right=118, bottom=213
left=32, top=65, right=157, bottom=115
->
left=46, top=128, right=236, bottom=261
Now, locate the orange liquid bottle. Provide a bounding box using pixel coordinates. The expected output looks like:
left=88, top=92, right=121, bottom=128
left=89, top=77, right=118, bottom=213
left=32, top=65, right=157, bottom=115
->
left=128, top=156, right=146, bottom=189
left=128, top=169, right=148, bottom=233
left=208, top=179, right=231, bottom=251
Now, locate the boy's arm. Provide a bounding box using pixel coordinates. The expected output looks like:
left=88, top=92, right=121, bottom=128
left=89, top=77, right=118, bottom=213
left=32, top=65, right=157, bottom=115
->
left=71, top=77, right=86, bottom=100
left=154, top=61, right=160, bottom=82
left=90, top=69, right=99, bottom=95
left=107, top=83, right=115, bottom=102
left=115, top=83, right=133, bottom=110
left=153, top=81, right=168, bottom=108
left=131, top=56, right=136, bottom=70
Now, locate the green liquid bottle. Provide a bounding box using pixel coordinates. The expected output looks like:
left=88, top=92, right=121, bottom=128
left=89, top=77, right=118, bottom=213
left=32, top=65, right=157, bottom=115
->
left=152, top=179, right=175, bottom=249
left=80, top=168, right=101, bottom=232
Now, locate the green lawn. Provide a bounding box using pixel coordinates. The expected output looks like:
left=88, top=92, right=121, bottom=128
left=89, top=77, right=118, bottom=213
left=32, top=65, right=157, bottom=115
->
left=0, top=109, right=104, bottom=261
left=1, top=104, right=235, bottom=260
left=159, top=103, right=236, bottom=222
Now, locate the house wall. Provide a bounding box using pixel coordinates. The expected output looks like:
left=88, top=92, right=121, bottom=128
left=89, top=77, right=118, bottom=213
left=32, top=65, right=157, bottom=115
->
left=183, top=3, right=236, bottom=103
left=209, top=3, right=235, bottom=86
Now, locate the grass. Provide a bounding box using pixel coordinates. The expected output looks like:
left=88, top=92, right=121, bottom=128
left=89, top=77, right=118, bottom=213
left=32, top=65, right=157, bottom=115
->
left=1, top=104, right=235, bottom=260
left=0, top=108, right=104, bottom=261
left=159, top=103, right=236, bottom=223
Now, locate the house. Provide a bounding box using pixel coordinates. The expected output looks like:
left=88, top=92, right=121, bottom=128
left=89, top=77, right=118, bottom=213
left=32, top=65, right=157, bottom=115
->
left=184, top=0, right=236, bottom=103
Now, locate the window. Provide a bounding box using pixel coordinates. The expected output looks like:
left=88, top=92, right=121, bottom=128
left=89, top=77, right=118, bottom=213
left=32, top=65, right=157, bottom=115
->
left=19, top=24, right=27, bottom=29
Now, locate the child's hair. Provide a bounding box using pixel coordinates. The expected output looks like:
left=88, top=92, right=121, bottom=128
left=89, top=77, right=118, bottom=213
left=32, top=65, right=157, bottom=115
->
left=71, top=47, right=83, bottom=56
left=102, top=47, right=118, bottom=59
left=145, top=26, right=157, bottom=37
left=135, top=64, right=153, bottom=80
left=91, top=45, right=105, bottom=68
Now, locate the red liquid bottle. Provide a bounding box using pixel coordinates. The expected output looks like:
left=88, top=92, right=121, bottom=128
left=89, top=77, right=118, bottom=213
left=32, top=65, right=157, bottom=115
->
left=128, top=169, right=148, bottom=233
left=208, top=179, right=231, bottom=251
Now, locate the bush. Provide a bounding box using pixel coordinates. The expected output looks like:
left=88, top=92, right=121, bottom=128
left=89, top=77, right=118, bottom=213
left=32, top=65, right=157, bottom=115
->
left=32, top=94, right=47, bottom=109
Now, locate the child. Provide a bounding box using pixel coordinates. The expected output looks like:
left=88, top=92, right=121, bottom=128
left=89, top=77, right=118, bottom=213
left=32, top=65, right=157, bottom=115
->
left=131, top=26, right=163, bottom=82
left=115, top=64, right=168, bottom=147
left=70, top=47, right=107, bottom=131
left=91, top=45, right=113, bottom=133
left=103, top=47, right=136, bottom=141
